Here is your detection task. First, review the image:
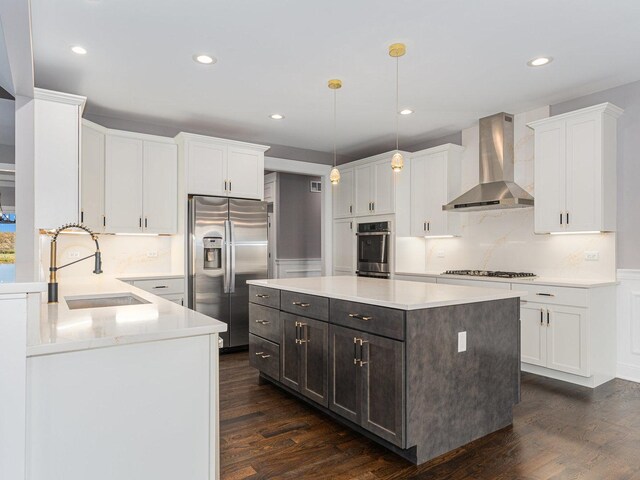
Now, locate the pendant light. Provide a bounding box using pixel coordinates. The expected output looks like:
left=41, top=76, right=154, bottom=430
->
left=328, top=78, right=342, bottom=185
left=389, top=43, right=406, bottom=172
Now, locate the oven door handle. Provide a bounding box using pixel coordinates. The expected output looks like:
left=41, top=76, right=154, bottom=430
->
left=355, top=231, right=391, bottom=236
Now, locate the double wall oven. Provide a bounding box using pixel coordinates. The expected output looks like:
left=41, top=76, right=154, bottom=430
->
left=356, top=221, right=390, bottom=279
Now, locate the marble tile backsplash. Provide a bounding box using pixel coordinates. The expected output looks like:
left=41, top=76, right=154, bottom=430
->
left=396, top=106, right=616, bottom=280
left=38, top=234, right=178, bottom=280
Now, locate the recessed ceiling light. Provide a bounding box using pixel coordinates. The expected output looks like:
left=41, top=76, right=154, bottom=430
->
left=71, top=46, right=87, bottom=55
left=193, top=54, right=216, bottom=65
left=399, top=109, right=414, bottom=115
left=269, top=114, right=284, bottom=120
left=527, top=56, right=553, bottom=67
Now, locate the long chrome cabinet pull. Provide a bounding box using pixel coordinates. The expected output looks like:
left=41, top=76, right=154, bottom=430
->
left=357, top=339, right=369, bottom=367
left=298, top=323, right=308, bottom=344
left=353, top=337, right=359, bottom=365
left=255, top=319, right=270, bottom=325
left=295, top=321, right=301, bottom=344
left=255, top=293, right=270, bottom=299
left=349, top=313, right=372, bottom=321
left=292, top=301, right=310, bottom=308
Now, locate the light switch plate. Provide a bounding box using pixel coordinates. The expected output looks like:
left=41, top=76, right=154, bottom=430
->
left=437, top=250, right=445, bottom=258
left=147, top=251, right=158, bottom=258
left=585, top=251, right=599, bottom=261
left=458, top=331, right=467, bottom=352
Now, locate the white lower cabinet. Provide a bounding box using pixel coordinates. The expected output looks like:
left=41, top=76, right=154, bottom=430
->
left=332, top=218, right=356, bottom=275
left=123, top=276, right=185, bottom=306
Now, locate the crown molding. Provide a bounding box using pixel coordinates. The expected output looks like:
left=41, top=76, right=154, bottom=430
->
left=33, top=88, right=87, bottom=114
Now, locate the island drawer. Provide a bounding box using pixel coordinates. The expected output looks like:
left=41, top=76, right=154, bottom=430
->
left=281, top=291, right=329, bottom=322
left=249, top=286, right=281, bottom=309
left=249, top=303, right=281, bottom=344
left=249, top=334, right=280, bottom=380
left=330, top=299, right=405, bottom=341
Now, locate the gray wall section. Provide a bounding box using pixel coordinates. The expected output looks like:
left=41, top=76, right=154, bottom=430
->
left=276, top=173, right=321, bottom=259
left=0, top=186, right=14, bottom=206
left=551, top=79, right=640, bottom=269
left=405, top=131, right=463, bottom=152
left=0, top=144, right=14, bottom=163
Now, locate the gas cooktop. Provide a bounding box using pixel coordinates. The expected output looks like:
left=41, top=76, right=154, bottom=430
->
left=443, top=270, right=537, bottom=279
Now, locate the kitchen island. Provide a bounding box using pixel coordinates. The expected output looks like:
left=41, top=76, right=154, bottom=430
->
left=26, top=276, right=227, bottom=480
left=246, top=276, right=525, bottom=465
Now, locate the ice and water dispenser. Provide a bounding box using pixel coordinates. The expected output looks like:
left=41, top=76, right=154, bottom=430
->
left=203, top=236, right=222, bottom=270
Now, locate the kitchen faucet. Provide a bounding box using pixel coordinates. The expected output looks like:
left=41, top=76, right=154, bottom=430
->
left=48, top=223, right=102, bottom=303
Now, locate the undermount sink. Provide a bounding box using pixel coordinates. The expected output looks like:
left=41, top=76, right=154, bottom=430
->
left=65, top=293, right=150, bottom=310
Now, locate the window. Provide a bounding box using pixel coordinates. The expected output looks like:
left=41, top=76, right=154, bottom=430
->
left=0, top=214, right=16, bottom=283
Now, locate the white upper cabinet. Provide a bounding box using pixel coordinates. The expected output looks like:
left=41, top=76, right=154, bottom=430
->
left=332, top=167, right=354, bottom=218
left=143, top=141, right=178, bottom=234
left=80, top=121, right=106, bottom=232
left=337, top=152, right=400, bottom=218
left=105, top=135, right=144, bottom=233
left=528, top=103, right=622, bottom=233
left=409, top=144, right=463, bottom=237
left=91, top=129, right=178, bottom=234
left=177, top=133, right=268, bottom=200
left=33, top=89, right=86, bottom=230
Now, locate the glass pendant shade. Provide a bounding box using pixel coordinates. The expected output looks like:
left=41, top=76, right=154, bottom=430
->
left=391, top=152, right=404, bottom=172
left=330, top=167, right=341, bottom=185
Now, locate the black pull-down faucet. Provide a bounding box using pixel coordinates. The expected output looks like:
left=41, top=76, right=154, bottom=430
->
left=48, top=223, right=102, bottom=303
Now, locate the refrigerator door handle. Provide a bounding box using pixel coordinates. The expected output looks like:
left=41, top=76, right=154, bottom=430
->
left=224, top=220, right=231, bottom=294
left=229, top=220, right=236, bottom=293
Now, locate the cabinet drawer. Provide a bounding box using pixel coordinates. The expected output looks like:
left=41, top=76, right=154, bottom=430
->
left=132, top=277, right=184, bottom=295
left=161, top=293, right=184, bottom=306
left=437, top=278, right=511, bottom=290
left=330, top=299, right=405, bottom=341
left=249, top=303, right=281, bottom=344
left=281, top=291, right=329, bottom=322
left=516, top=284, right=587, bottom=307
left=249, top=334, right=280, bottom=380
left=249, top=285, right=281, bottom=309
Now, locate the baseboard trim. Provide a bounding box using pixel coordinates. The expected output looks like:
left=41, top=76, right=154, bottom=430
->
left=617, top=362, right=640, bottom=383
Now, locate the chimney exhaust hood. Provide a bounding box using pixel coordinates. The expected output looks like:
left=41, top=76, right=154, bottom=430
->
left=443, top=112, right=534, bottom=212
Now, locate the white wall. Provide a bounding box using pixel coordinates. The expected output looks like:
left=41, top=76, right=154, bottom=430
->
left=617, top=270, right=640, bottom=383
left=396, top=106, right=617, bottom=280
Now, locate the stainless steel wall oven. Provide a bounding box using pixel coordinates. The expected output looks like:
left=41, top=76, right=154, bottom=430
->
left=356, top=221, right=390, bottom=278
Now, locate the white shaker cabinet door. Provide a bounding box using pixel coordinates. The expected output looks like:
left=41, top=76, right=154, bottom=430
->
left=333, top=168, right=354, bottom=218
left=410, top=154, right=428, bottom=236
left=332, top=218, right=356, bottom=275
left=186, top=141, right=227, bottom=196
left=546, top=305, right=589, bottom=377
left=372, top=159, right=395, bottom=215
left=520, top=304, right=547, bottom=367
left=423, top=151, right=447, bottom=236
left=533, top=120, right=566, bottom=233
left=564, top=114, right=601, bottom=232
left=143, top=141, right=178, bottom=234
left=80, top=123, right=105, bottom=232
left=354, top=165, right=373, bottom=216
left=105, top=135, right=144, bottom=233
left=227, top=146, right=264, bottom=200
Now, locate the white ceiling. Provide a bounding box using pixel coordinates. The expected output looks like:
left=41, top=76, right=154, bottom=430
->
left=31, top=0, right=640, bottom=158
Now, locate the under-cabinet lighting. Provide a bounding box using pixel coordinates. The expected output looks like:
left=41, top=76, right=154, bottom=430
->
left=424, top=235, right=455, bottom=239
left=549, top=231, right=600, bottom=235
left=113, top=233, right=160, bottom=237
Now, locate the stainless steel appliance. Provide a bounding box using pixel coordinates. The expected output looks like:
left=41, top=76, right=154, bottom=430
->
left=443, top=270, right=536, bottom=279
left=443, top=112, right=534, bottom=212
left=356, top=221, right=390, bottom=279
left=188, top=196, right=268, bottom=349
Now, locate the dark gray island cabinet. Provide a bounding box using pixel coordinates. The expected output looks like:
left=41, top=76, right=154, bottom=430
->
left=247, top=277, right=523, bottom=465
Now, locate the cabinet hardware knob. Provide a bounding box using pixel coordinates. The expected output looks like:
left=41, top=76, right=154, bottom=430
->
left=255, top=294, right=270, bottom=298
left=292, top=301, right=310, bottom=308
left=255, top=319, right=270, bottom=325
left=348, top=313, right=372, bottom=321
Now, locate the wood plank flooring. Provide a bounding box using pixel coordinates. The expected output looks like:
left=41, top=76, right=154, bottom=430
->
left=220, top=352, right=640, bottom=479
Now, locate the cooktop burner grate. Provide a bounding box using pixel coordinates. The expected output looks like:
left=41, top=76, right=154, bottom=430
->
left=443, top=270, right=537, bottom=279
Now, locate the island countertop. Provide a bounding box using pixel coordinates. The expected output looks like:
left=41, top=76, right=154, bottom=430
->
left=28, top=276, right=227, bottom=357
left=247, top=276, right=525, bottom=310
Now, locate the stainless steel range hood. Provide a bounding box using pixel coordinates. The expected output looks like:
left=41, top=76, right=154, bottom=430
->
left=443, top=112, right=534, bottom=212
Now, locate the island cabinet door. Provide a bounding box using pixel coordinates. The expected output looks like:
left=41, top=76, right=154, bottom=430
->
left=281, top=313, right=301, bottom=390
left=328, top=325, right=361, bottom=424
left=359, top=331, right=405, bottom=448
left=300, top=317, right=329, bottom=407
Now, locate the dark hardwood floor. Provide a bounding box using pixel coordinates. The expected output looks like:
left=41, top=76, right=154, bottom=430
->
left=220, top=352, right=640, bottom=479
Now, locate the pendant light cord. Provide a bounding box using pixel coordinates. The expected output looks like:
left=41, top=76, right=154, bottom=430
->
left=395, top=56, right=399, bottom=151
left=333, top=88, right=337, bottom=168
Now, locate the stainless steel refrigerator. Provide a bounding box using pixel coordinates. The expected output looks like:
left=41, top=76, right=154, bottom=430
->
left=188, top=196, right=268, bottom=349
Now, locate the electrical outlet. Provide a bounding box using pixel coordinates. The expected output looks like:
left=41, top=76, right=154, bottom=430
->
left=147, top=251, right=158, bottom=258
left=585, top=251, right=600, bottom=261
left=437, top=250, right=445, bottom=258
left=67, top=251, right=80, bottom=259
left=458, top=331, right=467, bottom=353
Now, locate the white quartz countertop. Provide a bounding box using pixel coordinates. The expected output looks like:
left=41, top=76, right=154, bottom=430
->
left=395, top=271, right=618, bottom=288
left=28, top=276, right=226, bottom=357
left=247, top=276, right=525, bottom=310
left=0, top=282, right=46, bottom=295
